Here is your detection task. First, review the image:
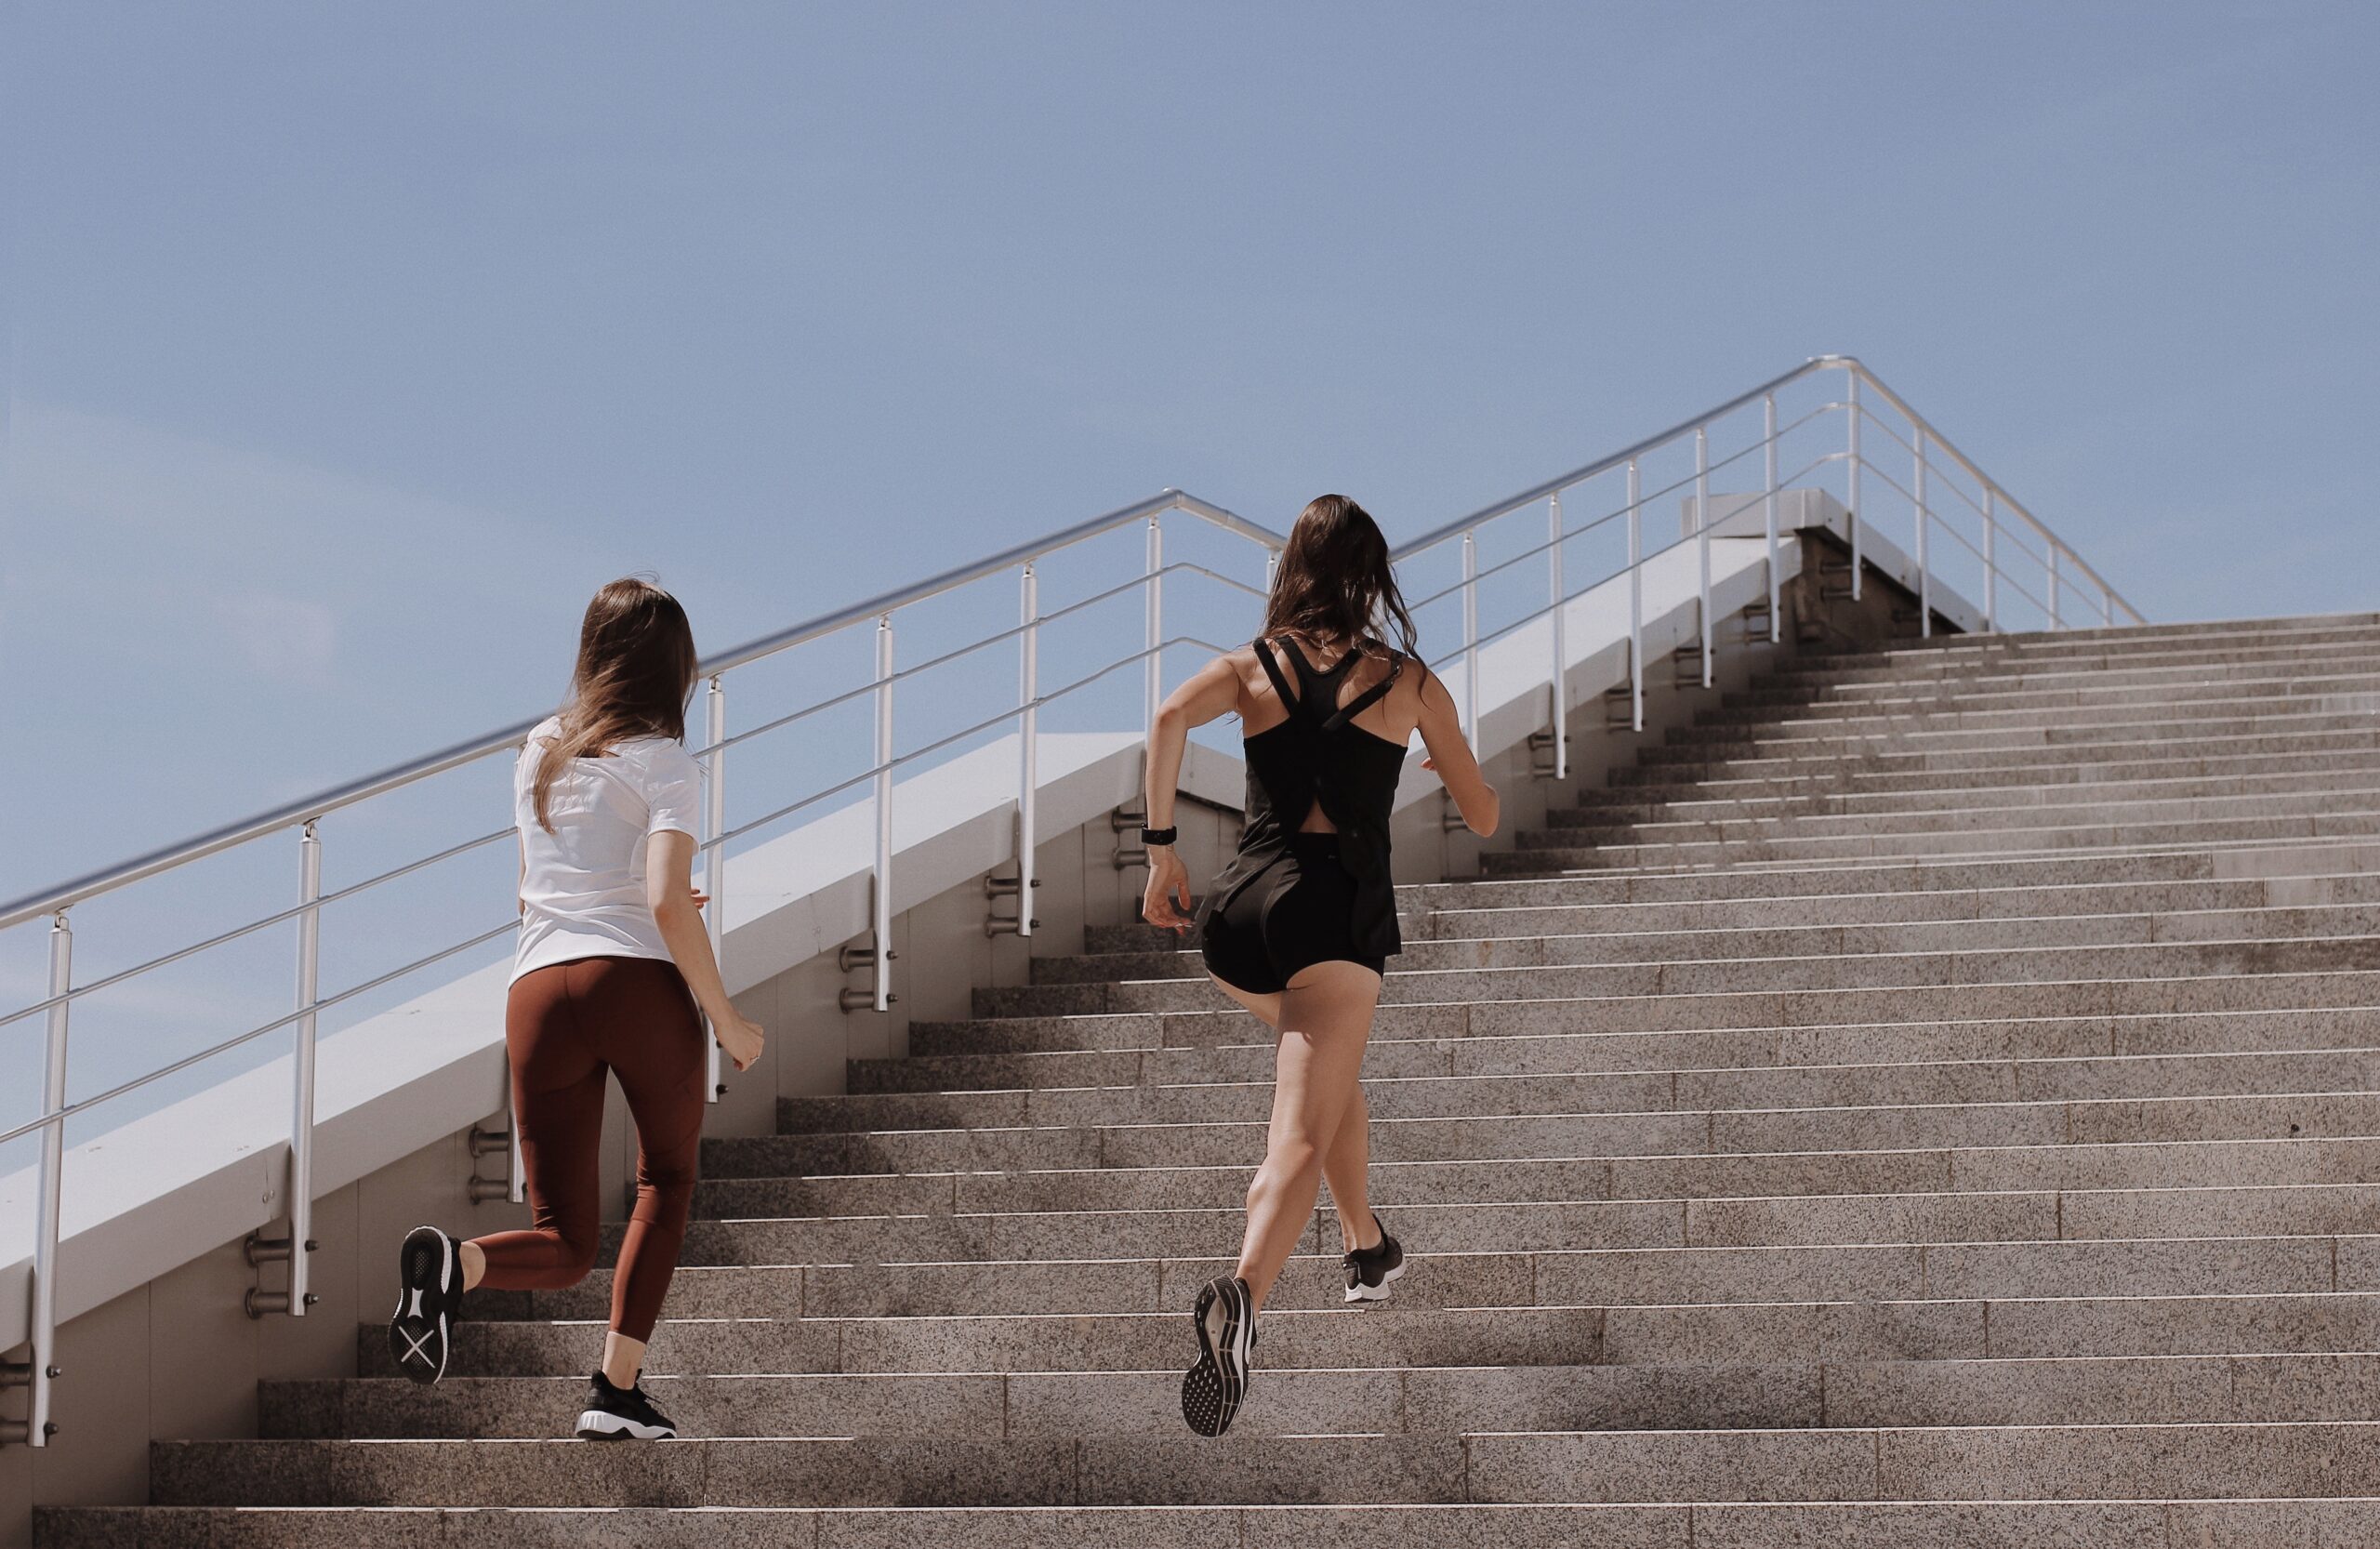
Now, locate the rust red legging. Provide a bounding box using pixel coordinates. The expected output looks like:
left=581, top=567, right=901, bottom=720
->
left=469, top=955, right=707, bottom=1342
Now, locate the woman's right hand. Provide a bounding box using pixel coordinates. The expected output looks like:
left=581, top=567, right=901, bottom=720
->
left=714, top=1010, right=767, bottom=1073
left=1142, top=846, right=1195, bottom=933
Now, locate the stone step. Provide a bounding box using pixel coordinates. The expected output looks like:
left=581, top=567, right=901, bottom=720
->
left=1413, top=876, right=2380, bottom=940
left=472, top=1230, right=2380, bottom=1324
left=1541, top=786, right=2380, bottom=841
left=1633, top=719, right=2380, bottom=767
left=1587, top=746, right=2380, bottom=802
left=787, top=1042, right=2380, bottom=1135
left=261, top=1349, right=2380, bottom=1442
left=1773, top=630, right=2380, bottom=679
left=139, top=1419, right=2380, bottom=1507
left=1558, top=765, right=2380, bottom=827
left=723, top=1090, right=2380, bottom=1180
left=692, top=1135, right=2380, bottom=1223
left=1489, top=813, right=2380, bottom=871
left=1693, top=680, right=2380, bottom=731
left=1662, top=702, right=2380, bottom=753
left=1737, top=655, right=2380, bottom=702
left=880, top=1007, right=2380, bottom=1095
left=607, top=1180, right=2380, bottom=1276
left=45, top=1499, right=2380, bottom=1549
left=361, top=1280, right=2380, bottom=1381
left=972, top=946, right=2380, bottom=1021
left=1028, top=904, right=2380, bottom=990
left=1775, top=611, right=2380, bottom=664
left=58, top=1498, right=2380, bottom=1549
left=1418, top=845, right=2373, bottom=913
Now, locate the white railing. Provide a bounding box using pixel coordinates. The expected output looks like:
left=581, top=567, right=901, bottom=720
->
left=0, top=356, right=2137, bottom=1446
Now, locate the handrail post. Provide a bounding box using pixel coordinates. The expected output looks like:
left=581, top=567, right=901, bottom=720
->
left=1461, top=531, right=1479, bottom=747
left=702, top=677, right=727, bottom=1098
left=1914, top=430, right=1932, bottom=639
left=2048, top=546, right=2063, bottom=630
left=285, top=821, right=322, bottom=1314
left=1763, top=392, right=1780, bottom=644
left=1845, top=369, right=1863, bottom=601
left=1982, top=490, right=1998, bottom=632
left=1547, top=492, right=1567, bottom=780
left=1016, top=563, right=1039, bottom=939
left=1695, top=426, right=1712, bottom=687
left=871, top=615, right=895, bottom=1013
left=8, top=912, right=72, bottom=1445
left=1144, top=516, right=1163, bottom=734
left=1627, top=459, right=1644, bottom=733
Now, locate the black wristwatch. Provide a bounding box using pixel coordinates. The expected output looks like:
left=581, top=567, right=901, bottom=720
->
left=1140, top=826, right=1178, bottom=847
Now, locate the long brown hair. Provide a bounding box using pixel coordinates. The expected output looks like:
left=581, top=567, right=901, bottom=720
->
left=531, top=577, right=700, bottom=832
left=1261, top=494, right=1419, bottom=662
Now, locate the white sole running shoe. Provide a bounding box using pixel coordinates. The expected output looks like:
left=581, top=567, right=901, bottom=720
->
left=388, top=1225, right=461, bottom=1384
left=1180, top=1274, right=1254, bottom=1437
left=1342, top=1213, right=1405, bottom=1303
left=575, top=1371, right=680, bottom=1440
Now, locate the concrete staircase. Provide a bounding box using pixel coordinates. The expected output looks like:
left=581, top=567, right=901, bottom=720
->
left=41, top=612, right=2380, bottom=1546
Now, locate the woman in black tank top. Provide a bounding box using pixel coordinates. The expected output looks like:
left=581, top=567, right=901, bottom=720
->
left=1140, top=496, right=1501, bottom=1437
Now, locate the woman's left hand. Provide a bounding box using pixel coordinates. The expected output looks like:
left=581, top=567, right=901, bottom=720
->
left=1142, top=846, right=1195, bottom=932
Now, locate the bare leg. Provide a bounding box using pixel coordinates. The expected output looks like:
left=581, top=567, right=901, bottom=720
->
left=1320, top=1086, right=1380, bottom=1252
left=1208, top=973, right=1283, bottom=1030
left=601, top=1331, right=647, bottom=1389
left=1232, top=961, right=1383, bottom=1313
left=457, top=1240, right=486, bottom=1291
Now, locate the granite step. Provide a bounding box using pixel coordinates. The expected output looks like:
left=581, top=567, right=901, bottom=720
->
left=483, top=1230, right=2380, bottom=1326
left=1580, top=746, right=2380, bottom=803
left=263, top=1349, right=2380, bottom=1442
left=884, top=1006, right=2380, bottom=1090
left=1487, top=814, right=2380, bottom=870
left=969, top=950, right=2380, bottom=1022
left=1539, top=787, right=2380, bottom=840
left=1734, top=657, right=2380, bottom=702
left=1412, top=845, right=2380, bottom=910
left=361, top=1283, right=2380, bottom=1382
left=1629, top=721, right=2380, bottom=768
left=139, top=1419, right=2380, bottom=1507
left=1554, top=765, right=2380, bottom=826
left=783, top=1046, right=2380, bottom=1136
left=1091, top=865, right=2379, bottom=956
left=1412, top=877, right=2380, bottom=939
left=1026, top=904, right=2380, bottom=989
left=43, top=1499, right=2380, bottom=1549
left=610, top=1182, right=2380, bottom=1275
left=1690, top=683, right=2380, bottom=734
left=692, top=1134, right=2380, bottom=1222
left=724, top=1086, right=2380, bottom=1180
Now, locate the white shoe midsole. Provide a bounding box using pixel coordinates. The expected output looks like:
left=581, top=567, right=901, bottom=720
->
left=576, top=1409, right=674, bottom=1440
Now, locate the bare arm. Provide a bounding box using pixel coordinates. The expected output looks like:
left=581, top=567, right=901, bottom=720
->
left=1415, top=666, right=1500, bottom=836
left=645, top=829, right=765, bottom=1070
left=1142, top=654, right=1243, bottom=929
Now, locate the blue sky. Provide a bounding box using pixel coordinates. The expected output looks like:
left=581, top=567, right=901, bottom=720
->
left=6, top=0, right=2376, bottom=899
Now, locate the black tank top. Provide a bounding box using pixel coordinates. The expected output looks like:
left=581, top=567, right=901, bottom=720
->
left=1197, top=637, right=1408, bottom=960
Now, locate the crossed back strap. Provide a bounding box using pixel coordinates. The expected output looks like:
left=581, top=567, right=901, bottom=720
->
left=1253, top=638, right=1405, bottom=734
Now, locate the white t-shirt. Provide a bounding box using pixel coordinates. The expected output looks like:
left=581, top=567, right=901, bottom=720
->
left=512, top=715, right=705, bottom=982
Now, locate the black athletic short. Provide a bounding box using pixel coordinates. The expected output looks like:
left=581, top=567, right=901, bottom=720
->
left=1199, top=832, right=1386, bottom=996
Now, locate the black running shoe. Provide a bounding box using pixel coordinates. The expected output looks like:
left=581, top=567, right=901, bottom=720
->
left=575, top=1370, right=679, bottom=1440
left=388, top=1225, right=465, bottom=1384
left=1181, top=1274, right=1255, bottom=1437
left=1342, top=1211, right=1404, bottom=1304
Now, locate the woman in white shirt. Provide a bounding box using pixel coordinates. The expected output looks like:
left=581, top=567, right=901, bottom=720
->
left=386, top=578, right=764, bottom=1441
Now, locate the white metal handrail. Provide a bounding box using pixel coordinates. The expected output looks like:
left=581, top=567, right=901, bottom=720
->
left=0, top=356, right=2140, bottom=1449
